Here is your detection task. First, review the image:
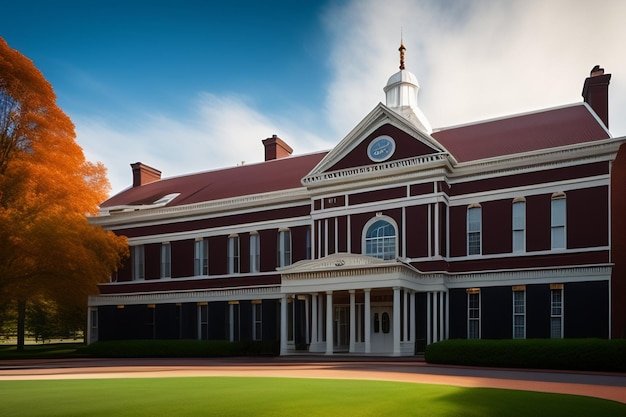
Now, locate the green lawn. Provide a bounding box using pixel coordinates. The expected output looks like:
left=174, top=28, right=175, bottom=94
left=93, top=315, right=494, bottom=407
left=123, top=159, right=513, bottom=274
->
left=0, top=377, right=623, bottom=417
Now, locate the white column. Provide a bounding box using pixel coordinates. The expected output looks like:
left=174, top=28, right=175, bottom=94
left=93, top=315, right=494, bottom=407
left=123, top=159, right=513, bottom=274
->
left=364, top=288, right=371, bottom=354
left=349, top=290, right=356, bottom=353
left=393, top=287, right=401, bottom=356
left=403, top=290, right=408, bottom=342
left=305, top=295, right=310, bottom=344
left=311, top=293, right=318, bottom=345
left=318, top=294, right=324, bottom=342
left=410, top=291, right=416, bottom=345
left=280, top=295, right=288, bottom=355
left=326, top=291, right=333, bottom=355
left=426, top=292, right=431, bottom=345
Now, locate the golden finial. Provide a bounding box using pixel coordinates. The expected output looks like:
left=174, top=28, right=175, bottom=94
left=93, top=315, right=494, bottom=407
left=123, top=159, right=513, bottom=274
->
left=399, top=41, right=406, bottom=70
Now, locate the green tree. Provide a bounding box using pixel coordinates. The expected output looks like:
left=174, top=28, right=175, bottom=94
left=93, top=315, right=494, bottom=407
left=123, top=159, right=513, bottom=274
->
left=0, top=37, right=128, bottom=350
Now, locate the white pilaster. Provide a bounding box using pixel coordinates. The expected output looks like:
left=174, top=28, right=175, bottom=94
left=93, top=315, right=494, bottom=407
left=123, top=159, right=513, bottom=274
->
left=311, top=293, right=318, bottom=345
left=393, top=287, right=401, bottom=356
left=364, top=288, right=371, bottom=353
left=280, top=295, right=288, bottom=355
left=326, top=291, right=333, bottom=355
left=410, top=291, right=416, bottom=345
left=403, top=290, right=408, bottom=342
left=349, top=290, right=356, bottom=353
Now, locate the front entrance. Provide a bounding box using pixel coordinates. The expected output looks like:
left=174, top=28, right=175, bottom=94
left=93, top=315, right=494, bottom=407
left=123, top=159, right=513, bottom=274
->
left=333, top=305, right=349, bottom=351
left=371, top=306, right=393, bottom=353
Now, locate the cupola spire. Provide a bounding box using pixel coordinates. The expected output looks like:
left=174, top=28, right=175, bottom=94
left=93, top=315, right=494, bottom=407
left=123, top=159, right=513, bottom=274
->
left=383, top=41, right=432, bottom=133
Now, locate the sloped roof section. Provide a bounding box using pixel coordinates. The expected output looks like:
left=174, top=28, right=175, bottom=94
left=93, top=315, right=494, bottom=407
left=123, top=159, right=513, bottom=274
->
left=101, top=151, right=328, bottom=208
left=431, top=104, right=611, bottom=163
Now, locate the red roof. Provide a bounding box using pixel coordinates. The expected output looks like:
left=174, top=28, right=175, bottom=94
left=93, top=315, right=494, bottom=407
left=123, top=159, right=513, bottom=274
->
left=101, top=151, right=328, bottom=208
left=431, top=104, right=610, bottom=163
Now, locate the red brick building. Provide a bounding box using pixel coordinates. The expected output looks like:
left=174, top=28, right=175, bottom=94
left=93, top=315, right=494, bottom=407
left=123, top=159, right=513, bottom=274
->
left=87, top=52, right=626, bottom=355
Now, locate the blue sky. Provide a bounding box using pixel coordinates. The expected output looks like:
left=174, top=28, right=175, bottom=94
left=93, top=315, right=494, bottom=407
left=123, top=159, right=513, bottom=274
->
left=3, top=0, right=626, bottom=196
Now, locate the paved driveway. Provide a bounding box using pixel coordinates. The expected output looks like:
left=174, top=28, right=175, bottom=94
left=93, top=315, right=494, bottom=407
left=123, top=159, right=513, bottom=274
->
left=1, top=356, right=625, bottom=404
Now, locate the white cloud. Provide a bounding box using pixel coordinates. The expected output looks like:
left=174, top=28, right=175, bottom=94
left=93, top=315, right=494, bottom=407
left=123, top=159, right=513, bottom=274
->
left=74, top=93, right=330, bottom=195
left=323, top=0, right=626, bottom=134
left=76, top=0, right=626, bottom=197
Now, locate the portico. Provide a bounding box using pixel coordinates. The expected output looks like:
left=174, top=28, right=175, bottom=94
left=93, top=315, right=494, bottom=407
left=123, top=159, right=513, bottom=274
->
left=278, top=253, right=448, bottom=356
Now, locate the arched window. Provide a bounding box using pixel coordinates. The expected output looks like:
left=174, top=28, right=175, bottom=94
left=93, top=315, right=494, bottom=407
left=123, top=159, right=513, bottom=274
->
left=363, top=218, right=397, bottom=260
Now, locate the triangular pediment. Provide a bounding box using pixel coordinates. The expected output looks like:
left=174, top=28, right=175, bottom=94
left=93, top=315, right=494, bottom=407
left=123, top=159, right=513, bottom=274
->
left=302, top=103, right=454, bottom=187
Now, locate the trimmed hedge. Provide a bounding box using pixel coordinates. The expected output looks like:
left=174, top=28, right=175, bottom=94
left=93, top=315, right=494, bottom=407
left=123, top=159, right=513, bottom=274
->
left=425, top=338, right=626, bottom=372
left=81, top=339, right=279, bottom=358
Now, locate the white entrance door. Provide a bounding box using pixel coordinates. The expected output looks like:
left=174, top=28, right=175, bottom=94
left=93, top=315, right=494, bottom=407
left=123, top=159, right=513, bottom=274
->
left=370, top=306, right=393, bottom=353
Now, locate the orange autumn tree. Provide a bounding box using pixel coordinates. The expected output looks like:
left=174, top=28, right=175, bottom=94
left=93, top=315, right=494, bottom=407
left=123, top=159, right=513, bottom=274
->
left=0, top=37, right=128, bottom=350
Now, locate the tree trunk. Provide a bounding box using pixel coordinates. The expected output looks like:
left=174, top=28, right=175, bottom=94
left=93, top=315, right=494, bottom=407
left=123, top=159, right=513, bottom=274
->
left=17, top=299, right=26, bottom=351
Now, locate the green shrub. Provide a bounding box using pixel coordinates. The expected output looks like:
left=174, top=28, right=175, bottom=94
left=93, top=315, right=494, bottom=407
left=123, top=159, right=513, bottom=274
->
left=425, top=338, right=626, bottom=372
left=81, top=339, right=279, bottom=358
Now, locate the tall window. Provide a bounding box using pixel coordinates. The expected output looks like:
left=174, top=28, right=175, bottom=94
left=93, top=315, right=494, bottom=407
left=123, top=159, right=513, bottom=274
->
left=551, top=193, right=566, bottom=250
left=228, top=235, right=240, bottom=274
left=467, top=205, right=482, bottom=256
left=364, top=218, right=396, bottom=260
left=252, top=301, right=262, bottom=341
left=194, top=238, right=208, bottom=276
left=467, top=289, right=480, bottom=339
left=551, top=285, right=564, bottom=338
left=250, top=233, right=260, bottom=273
left=277, top=229, right=291, bottom=267
left=513, top=287, right=526, bottom=339
left=131, top=245, right=145, bottom=281
left=160, top=243, right=171, bottom=279
left=512, top=199, right=526, bottom=253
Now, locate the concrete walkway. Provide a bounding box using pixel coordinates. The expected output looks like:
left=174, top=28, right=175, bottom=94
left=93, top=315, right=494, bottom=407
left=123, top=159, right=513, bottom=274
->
left=1, top=356, right=625, bottom=404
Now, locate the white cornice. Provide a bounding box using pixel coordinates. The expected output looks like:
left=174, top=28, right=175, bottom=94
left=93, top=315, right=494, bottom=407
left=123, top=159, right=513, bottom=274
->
left=88, top=285, right=282, bottom=306
left=90, top=187, right=311, bottom=228
left=449, top=137, right=624, bottom=180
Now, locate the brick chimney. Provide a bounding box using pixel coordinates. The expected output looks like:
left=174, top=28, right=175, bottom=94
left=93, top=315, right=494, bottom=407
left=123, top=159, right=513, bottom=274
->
left=130, top=162, right=161, bottom=187
left=262, top=134, right=293, bottom=161
left=582, top=65, right=611, bottom=128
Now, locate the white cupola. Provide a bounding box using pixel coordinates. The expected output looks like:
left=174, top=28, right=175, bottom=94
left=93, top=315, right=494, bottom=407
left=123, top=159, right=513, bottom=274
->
left=383, top=42, right=432, bottom=133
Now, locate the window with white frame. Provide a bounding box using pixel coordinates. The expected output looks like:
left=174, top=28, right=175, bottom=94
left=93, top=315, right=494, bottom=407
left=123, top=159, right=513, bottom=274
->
left=551, top=285, right=564, bottom=338
left=512, top=199, right=526, bottom=253
left=252, top=301, right=262, bottom=341
left=363, top=218, right=397, bottom=260
left=513, top=287, right=526, bottom=339
left=551, top=193, right=566, bottom=250
left=277, top=229, right=291, bottom=267
left=131, top=245, right=145, bottom=280
left=194, top=238, right=208, bottom=276
left=467, top=288, right=480, bottom=339
left=249, top=232, right=260, bottom=273
left=467, top=205, right=482, bottom=256
left=228, top=235, right=240, bottom=274
left=160, top=242, right=171, bottom=279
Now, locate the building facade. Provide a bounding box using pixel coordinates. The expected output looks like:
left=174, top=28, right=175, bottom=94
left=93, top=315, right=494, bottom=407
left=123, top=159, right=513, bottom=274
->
left=87, top=52, right=626, bottom=355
